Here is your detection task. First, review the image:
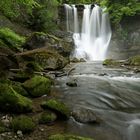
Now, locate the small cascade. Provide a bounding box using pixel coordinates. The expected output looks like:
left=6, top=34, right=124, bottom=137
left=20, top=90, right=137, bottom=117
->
left=64, top=4, right=112, bottom=61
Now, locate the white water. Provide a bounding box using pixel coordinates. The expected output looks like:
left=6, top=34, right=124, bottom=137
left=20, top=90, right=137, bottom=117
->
left=64, top=4, right=112, bottom=61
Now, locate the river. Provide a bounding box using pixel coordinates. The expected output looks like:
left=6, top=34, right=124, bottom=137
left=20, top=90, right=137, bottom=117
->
left=55, top=62, right=140, bottom=140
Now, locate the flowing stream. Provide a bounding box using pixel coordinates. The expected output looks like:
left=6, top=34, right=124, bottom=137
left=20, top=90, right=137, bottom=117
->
left=64, top=4, right=112, bottom=61
left=55, top=62, right=140, bottom=140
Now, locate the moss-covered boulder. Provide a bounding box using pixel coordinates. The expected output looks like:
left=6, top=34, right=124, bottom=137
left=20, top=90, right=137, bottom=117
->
left=39, top=111, right=57, bottom=124
left=0, top=84, right=32, bottom=113
left=11, top=81, right=29, bottom=97
left=0, top=28, right=25, bottom=50
left=16, top=48, right=68, bottom=70
left=127, top=55, right=140, bottom=66
left=23, top=75, right=52, bottom=97
left=23, top=32, right=73, bottom=59
left=11, top=115, right=35, bottom=133
left=48, top=134, right=93, bottom=140
left=103, top=59, right=120, bottom=66
left=41, top=99, right=70, bottom=119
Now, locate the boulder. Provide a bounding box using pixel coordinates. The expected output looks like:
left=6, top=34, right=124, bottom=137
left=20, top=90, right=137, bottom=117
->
left=48, top=134, right=93, bottom=140
left=41, top=99, right=70, bottom=119
left=11, top=81, right=29, bottom=97
left=23, top=75, right=52, bottom=97
left=16, top=48, right=68, bottom=70
left=10, top=115, right=35, bottom=133
left=0, top=83, right=32, bottom=113
left=72, top=108, right=101, bottom=123
left=39, top=111, right=57, bottom=124
left=23, top=32, right=73, bottom=58
left=127, top=55, right=140, bottom=66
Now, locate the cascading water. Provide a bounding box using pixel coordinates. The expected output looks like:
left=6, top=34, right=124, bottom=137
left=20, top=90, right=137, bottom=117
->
left=64, top=4, right=112, bottom=61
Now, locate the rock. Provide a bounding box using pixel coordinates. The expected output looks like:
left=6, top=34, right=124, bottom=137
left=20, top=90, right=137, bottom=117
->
left=1, top=115, right=12, bottom=127
left=103, top=59, right=120, bottom=66
left=11, top=115, right=35, bottom=133
left=71, top=57, right=80, bottom=63
left=23, top=75, right=52, bottom=97
left=80, top=58, right=86, bottom=62
left=39, top=111, right=57, bottom=124
left=48, top=134, right=93, bottom=140
left=66, top=80, right=77, bottom=87
left=127, top=55, right=140, bottom=66
left=41, top=99, right=70, bottom=119
left=23, top=32, right=73, bottom=58
left=17, top=130, right=23, bottom=138
left=0, top=83, right=32, bottom=113
left=16, top=48, right=68, bottom=70
left=11, top=81, right=29, bottom=97
left=72, top=108, right=101, bottom=124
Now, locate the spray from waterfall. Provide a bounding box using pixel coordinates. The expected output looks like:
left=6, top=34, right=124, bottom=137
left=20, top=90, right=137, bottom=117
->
left=64, top=4, right=112, bottom=61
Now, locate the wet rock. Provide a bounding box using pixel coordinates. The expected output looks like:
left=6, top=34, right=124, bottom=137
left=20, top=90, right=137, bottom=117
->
left=41, top=99, right=70, bottom=119
left=103, top=59, right=120, bottom=66
left=0, top=83, right=32, bottom=113
left=23, top=75, right=52, bottom=97
left=48, top=134, right=93, bottom=140
left=80, top=58, right=86, bottom=62
left=66, top=80, right=77, bottom=87
left=39, top=111, right=57, bottom=124
left=11, top=115, right=35, bottom=133
left=72, top=108, right=101, bottom=124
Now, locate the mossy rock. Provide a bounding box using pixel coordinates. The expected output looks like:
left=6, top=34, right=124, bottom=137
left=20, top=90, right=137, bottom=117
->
left=48, top=134, right=93, bottom=140
left=11, top=115, right=35, bottom=133
left=0, top=28, right=26, bottom=50
left=23, top=75, right=52, bottom=97
left=103, top=59, right=120, bottom=66
left=41, top=99, right=70, bottom=119
left=11, top=81, right=29, bottom=97
left=128, top=55, right=140, bottom=66
left=39, top=111, right=57, bottom=124
left=0, top=121, right=8, bottom=133
left=0, top=84, right=32, bottom=113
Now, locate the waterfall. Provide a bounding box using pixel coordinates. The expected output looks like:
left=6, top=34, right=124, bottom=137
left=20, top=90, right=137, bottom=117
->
left=64, top=4, right=112, bottom=61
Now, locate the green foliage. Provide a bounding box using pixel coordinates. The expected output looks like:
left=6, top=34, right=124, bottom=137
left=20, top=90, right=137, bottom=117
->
left=0, top=28, right=26, bottom=49
left=11, top=115, right=35, bottom=133
left=99, top=0, right=140, bottom=24
left=128, top=55, right=140, bottom=66
left=0, top=0, right=39, bottom=18
left=28, top=0, right=59, bottom=31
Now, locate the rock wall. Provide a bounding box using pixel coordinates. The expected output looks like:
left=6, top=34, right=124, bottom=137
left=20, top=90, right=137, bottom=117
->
left=107, top=15, right=140, bottom=60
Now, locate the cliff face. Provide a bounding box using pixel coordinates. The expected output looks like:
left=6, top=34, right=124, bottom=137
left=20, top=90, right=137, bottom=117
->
left=107, top=15, right=140, bottom=60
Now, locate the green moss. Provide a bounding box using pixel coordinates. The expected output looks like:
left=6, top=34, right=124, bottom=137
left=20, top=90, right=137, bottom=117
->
left=0, top=28, right=26, bottom=49
left=128, top=55, right=140, bottom=66
left=103, top=59, right=120, bottom=66
left=26, top=61, right=43, bottom=72
left=11, top=115, right=35, bottom=133
left=48, top=134, right=93, bottom=140
left=39, top=111, right=57, bottom=124
left=11, top=81, right=29, bottom=97
left=23, top=75, right=52, bottom=97
left=0, top=84, right=32, bottom=113
left=41, top=99, right=70, bottom=119
left=0, top=121, right=8, bottom=133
